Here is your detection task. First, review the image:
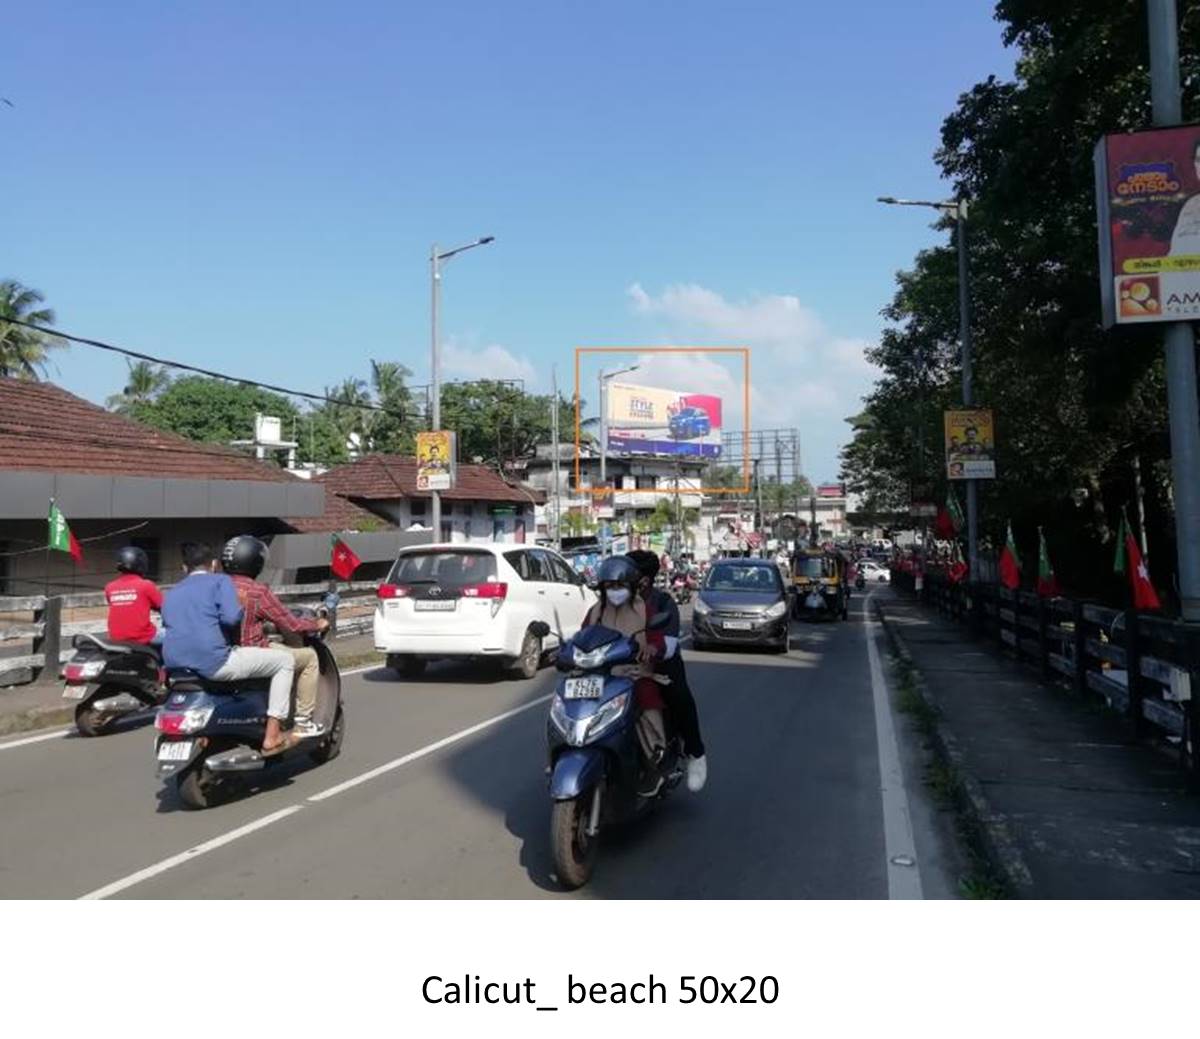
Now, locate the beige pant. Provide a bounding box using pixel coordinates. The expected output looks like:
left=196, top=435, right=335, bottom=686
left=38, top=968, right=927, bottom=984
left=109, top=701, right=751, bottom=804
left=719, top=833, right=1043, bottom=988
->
left=282, top=645, right=320, bottom=720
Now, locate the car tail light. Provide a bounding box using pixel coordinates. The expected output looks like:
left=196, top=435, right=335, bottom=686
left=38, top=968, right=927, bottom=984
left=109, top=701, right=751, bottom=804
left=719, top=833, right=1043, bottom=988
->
left=462, top=581, right=507, bottom=617
left=461, top=582, right=507, bottom=599
left=377, top=584, right=411, bottom=600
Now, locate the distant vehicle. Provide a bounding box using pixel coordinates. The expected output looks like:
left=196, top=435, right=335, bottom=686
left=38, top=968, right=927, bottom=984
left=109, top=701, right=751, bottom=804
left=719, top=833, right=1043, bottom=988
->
left=374, top=545, right=597, bottom=679
left=691, top=559, right=789, bottom=653
left=859, top=560, right=891, bottom=583
left=667, top=406, right=711, bottom=440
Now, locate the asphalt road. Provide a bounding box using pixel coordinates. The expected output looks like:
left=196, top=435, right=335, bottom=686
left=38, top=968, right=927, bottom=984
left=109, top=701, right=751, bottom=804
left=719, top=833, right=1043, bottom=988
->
left=0, top=587, right=958, bottom=898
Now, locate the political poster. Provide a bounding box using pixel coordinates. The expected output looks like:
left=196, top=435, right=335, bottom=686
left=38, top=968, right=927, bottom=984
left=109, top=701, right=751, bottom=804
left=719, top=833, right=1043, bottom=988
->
left=1095, top=125, right=1200, bottom=325
left=416, top=430, right=455, bottom=491
left=606, top=382, right=722, bottom=458
left=944, top=409, right=996, bottom=480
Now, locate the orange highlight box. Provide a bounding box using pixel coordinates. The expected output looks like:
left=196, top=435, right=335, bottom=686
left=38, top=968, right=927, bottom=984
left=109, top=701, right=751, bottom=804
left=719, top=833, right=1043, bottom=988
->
left=573, top=347, right=751, bottom=495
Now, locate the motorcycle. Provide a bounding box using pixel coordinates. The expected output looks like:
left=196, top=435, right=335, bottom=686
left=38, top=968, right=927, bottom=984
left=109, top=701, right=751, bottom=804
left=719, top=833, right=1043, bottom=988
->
left=546, top=614, right=681, bottom=889
left=61, top=633, right=165, bottom=737
left=154, top=619, right=344, bottom=810
left=671, top=572, right=693, bottom=605
left=855, top=573, right=866, bottom=591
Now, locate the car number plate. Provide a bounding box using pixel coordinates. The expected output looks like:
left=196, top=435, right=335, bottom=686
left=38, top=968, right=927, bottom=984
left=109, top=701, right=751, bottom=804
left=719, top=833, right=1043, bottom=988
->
left=157, top=740, right=194, bottom=762
left=61, top=684, right=88, bottom=700
left=722, top=620, right=753, bottom=630
left=414, top=600, right=456, bottom=611
left=563, top=676, right=604, bottom=700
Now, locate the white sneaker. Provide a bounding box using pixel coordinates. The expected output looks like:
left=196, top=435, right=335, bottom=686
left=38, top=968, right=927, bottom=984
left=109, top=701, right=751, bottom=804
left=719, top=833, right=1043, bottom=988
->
left=686, top=754, right=707, bottom=793
left=292, top=717, right=327, bottom=740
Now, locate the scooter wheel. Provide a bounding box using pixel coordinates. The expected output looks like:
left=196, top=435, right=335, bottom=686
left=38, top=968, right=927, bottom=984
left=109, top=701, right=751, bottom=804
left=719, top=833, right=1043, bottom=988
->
left=308, top=705, right=345, bottom=765
left=74, top=701, right=111, bottom=738
left=177, top=762, right=215, bottom=810
left=551, top=795, right=598, bottom=890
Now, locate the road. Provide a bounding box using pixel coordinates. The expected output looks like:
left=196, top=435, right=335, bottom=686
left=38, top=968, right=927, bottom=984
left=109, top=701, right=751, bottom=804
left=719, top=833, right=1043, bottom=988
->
left=0, top=587, right=959, bottom=898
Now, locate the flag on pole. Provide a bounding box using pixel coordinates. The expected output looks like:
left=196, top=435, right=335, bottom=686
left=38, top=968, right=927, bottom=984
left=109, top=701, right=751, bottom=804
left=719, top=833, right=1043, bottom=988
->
left=998, top=521, right=1021, bottom=590
left=946, top=489, right=965, bottom=533
left=1035, top=526, right=1061, bottom=597
left=330, top=533, right=361, bottom=581
left=1113, top=511, right=1160, bottom=610
left=948, top=540, right=968, bottom=584
left=48, top=500, right=83, bottom=563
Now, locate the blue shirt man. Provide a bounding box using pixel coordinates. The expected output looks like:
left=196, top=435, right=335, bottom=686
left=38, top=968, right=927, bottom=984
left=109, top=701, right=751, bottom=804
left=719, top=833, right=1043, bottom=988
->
left=162, top=564, right=243, bottom=676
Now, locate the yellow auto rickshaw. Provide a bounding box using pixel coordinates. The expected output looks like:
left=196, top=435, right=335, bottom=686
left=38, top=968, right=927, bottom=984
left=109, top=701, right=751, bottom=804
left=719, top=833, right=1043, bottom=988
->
left=790, top=547, right=849, bottom=621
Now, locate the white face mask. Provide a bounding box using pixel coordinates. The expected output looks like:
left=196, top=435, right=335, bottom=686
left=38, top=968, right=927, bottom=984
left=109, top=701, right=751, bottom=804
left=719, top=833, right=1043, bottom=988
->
left=606, top=588, right=631, bottom=606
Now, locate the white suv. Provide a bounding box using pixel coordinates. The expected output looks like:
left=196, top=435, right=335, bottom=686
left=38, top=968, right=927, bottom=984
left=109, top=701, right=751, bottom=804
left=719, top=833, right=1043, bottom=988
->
left=373, top=544, right=598, bottom=679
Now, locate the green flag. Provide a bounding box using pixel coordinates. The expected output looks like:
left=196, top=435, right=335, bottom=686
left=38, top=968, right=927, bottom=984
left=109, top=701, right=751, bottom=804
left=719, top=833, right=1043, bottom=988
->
left=48, top=500, right=83, bottom=562
left=946, top=489, right=965, bottom=533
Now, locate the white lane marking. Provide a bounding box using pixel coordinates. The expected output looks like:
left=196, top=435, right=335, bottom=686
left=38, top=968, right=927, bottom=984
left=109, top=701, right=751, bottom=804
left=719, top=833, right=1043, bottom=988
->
left=864, top=592, right=924, bottom=900
left=0, top=726, right=71, bottom=751
left=79, top=806, right=304, bottom=900
left=307, top=694, right=553, bottom=802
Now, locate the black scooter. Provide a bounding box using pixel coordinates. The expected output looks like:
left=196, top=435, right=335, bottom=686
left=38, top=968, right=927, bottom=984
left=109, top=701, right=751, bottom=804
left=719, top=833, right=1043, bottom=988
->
left=61, top=633, right=165, bottom=736
left=154, top=624, right=344, bottom=809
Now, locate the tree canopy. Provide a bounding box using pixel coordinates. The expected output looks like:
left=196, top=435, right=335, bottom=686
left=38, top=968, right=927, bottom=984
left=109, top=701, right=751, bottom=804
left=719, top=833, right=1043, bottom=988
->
left=0, top=281, right=65, bottom=380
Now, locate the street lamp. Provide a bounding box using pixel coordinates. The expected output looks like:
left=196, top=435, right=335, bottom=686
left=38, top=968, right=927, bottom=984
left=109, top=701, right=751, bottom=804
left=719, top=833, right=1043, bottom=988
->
left=877, top=195, right=978, bottom=583
left=430, top=235, right=495, bottom=538
left=598, top=364, right=638, bottom=488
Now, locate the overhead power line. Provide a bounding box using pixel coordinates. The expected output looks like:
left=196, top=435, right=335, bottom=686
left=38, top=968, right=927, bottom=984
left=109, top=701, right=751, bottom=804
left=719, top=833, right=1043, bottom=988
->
left=1, top=316, right=429, bottom=422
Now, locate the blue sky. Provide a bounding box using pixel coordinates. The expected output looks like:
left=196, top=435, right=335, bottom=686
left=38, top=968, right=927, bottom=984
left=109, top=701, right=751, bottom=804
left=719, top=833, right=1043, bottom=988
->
left=5, top=0, right=1013, bottom=481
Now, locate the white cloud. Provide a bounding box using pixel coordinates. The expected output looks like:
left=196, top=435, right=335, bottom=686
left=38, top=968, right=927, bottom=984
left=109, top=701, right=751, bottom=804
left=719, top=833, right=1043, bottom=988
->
left=626, top=283, right=880, bottom=480
left=441, top=339, right=537, bottom=387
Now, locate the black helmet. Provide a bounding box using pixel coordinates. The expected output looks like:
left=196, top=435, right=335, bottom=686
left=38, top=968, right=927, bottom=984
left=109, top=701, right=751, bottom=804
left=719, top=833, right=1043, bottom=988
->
left=221, top=535, right=268, bottom=579
left=116, top=545, right=149, bottom=576
left=625, top=549, right=659, bottom=581
left=595, top=555, right=639, bottom=590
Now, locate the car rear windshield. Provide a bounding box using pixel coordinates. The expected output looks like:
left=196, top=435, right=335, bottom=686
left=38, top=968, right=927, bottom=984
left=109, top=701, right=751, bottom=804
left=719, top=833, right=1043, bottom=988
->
left=794, top=557, right=827, bottom=578
left=706, top=565, right=781, bottom=593
left=388, top=550, right=498, bottom=587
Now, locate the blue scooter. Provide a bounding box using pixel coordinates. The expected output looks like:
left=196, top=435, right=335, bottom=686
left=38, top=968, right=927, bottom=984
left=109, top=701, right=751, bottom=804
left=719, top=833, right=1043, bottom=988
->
left=545, top=615, right=682, bottom=889
left=154, top=616, right=344, bottom=809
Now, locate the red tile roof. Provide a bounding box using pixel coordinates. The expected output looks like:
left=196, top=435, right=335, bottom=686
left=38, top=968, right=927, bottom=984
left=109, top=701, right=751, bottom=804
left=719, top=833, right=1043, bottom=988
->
left=316, top=455, right=545, bottom=505
left=0, top=378, right=296, bottom=482
left=285, top=488, right=390, bottom=534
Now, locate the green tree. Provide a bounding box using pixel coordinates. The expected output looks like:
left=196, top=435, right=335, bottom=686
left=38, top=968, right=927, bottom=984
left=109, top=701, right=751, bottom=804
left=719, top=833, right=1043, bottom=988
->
left=839, top=0, right=1199, bottom=600
left=441, top=380, right=574, bottom=467
left=130, top=376, right=301, bottom=448
left=0, top=280, right=65, bottom=379
left=106, top=360, right=172, bottom=414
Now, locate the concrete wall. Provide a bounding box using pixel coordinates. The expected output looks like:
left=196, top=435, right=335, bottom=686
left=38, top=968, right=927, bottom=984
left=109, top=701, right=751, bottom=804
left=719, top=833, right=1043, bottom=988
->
left=365, top=498, right=537, bottom=546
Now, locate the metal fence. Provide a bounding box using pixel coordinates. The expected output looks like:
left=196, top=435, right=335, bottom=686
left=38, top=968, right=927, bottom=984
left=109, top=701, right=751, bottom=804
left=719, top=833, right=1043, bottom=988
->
left=892, top=569, right=1200, bottom=781
left=0, top=581, right=380, bottom=687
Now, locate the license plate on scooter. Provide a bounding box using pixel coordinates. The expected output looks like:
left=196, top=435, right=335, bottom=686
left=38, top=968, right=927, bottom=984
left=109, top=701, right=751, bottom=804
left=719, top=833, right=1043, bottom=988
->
left=563, top=676, right=604, bottom=699
left=61, top=684, right=88, bottom=700
left=157, top=740, right=194, bottom=762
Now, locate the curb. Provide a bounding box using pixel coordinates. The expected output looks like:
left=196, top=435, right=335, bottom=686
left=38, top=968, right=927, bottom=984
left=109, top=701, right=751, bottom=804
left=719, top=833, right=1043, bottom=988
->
left=874, top=597, right=1035, bottom=897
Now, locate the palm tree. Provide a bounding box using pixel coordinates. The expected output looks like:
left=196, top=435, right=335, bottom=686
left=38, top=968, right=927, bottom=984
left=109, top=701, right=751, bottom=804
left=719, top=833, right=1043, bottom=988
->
left=106, top=359, right=172, bottom=413
left=0, top=280, right=64, bottom=379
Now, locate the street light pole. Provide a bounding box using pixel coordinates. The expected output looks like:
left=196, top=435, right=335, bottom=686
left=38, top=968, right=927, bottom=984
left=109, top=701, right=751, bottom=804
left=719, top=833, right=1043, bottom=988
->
left=878, top=194, right=979, bottom=581
left=1148, top=0, right=1200, bottom=620
left=597, top=365, right=639, bottom=550
left=429, top=236, right=494, bottom=540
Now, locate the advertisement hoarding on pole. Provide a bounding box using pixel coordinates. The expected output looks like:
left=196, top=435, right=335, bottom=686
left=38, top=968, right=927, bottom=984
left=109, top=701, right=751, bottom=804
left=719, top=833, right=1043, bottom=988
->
left=416, top=431, right=455, bottom=491
left=944, top=409, right=996, bottom=480
left=606, top=382, right=723, bottom=458
left=1095, top=125, right=1200, bottom=326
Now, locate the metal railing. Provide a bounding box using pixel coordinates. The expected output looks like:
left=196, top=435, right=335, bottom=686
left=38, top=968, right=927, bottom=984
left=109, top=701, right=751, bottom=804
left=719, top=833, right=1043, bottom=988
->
left=892, top=568, right=1200, bottom=780
left=0, top=581, right=380, bottom=686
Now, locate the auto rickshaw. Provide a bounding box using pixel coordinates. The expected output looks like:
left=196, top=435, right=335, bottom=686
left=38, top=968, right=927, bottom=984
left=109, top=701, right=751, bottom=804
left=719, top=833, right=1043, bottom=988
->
left=790, top=547, right=849, bottom=621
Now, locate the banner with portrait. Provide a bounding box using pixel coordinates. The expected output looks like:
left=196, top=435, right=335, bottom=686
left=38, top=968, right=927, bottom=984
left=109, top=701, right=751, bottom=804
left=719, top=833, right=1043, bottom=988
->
left=944, top=409, right=996, bottom=480
left=416, top=430, right=455, bottom=491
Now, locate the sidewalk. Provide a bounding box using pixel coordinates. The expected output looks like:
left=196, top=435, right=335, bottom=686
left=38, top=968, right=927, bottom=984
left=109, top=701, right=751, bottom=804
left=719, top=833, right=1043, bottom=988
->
left=0, top=633, right=383, bottom=738
left=877, top=592, right=1200, bottom=898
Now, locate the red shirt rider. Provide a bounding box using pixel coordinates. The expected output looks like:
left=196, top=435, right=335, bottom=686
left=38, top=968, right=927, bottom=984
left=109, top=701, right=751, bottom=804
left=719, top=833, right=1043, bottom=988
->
left=104, top=573, right=164, bottom=644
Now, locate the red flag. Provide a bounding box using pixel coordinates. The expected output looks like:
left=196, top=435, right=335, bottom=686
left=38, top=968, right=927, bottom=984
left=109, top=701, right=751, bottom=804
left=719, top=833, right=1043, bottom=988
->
left=330, top=534, right=361, bottom=581
left=1123, top=528, right=1161, bottom=610
left=998, top=522, right=1021, bottom=590
left=933, top=507, right=956, bottom=540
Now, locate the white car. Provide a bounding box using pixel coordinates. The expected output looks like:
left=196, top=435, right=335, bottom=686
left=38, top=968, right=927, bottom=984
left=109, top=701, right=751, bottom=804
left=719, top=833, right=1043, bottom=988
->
left=373, top=544, right=598, bottom=679
left=859, top=560, right=891, bottom=582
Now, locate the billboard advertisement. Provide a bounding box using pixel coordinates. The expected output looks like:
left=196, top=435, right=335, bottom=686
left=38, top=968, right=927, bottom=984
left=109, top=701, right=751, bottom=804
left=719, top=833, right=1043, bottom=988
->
left=606, top=382, right=722, bottom=458
left=1095, top=125, right=1200, bottom=325
left=944, top=409, right=996, bottom=480
left=416, top=430, right=455, bottom=491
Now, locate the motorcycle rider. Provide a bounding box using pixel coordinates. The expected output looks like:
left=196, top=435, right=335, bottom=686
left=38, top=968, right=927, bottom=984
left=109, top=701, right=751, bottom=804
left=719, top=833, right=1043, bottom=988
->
left=105, top=546, right=164, bottom=647
left=161, top=541, right=297, bottom=756
left=626, top=549, right=708, bottom=793
left=582, top=556, right=667, bottom=795
left=220, top=536, right=330, bottom=739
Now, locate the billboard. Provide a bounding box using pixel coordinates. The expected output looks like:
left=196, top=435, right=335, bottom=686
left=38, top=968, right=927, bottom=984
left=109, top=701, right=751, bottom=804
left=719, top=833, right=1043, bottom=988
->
left=1095, top=125, right=1200, bottom=325
left=606, top=382, right=722, bottom=458
left=944, top=409, right=996, bottom=480
left=416, top=430, right=455, bottom=491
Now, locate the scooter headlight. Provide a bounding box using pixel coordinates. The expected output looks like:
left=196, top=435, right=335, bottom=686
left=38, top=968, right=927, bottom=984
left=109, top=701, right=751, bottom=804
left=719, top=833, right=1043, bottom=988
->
left=580, top=692, right=630, bottom=744
left=549, top=696, right=570, bottom=735
left=573, top=644, right=612, bottom=669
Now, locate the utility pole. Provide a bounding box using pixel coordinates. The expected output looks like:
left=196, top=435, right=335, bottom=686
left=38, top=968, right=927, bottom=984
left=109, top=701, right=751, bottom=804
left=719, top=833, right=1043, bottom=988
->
left=752, top=458, right=763, bottom=556
left=956, top=198, right=979, bottom=585
left=551, top=365, right=561, bottom=551
left=1149, top=0, right=1200, bottom=620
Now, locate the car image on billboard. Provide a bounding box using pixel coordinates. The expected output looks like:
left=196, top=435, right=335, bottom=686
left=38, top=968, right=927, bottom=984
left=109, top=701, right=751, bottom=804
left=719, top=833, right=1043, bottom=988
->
left=607, top=382, right=722, bottom=457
